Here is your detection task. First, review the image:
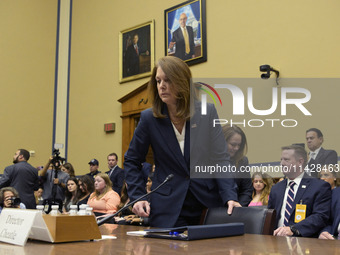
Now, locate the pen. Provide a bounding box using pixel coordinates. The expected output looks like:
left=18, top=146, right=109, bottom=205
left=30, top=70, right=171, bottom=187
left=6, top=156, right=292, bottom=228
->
left=169, top=231, right=181, bottom=236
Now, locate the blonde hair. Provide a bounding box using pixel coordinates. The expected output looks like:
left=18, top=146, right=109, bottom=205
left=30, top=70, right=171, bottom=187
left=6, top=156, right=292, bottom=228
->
left=148, top=56, right=191, bottom=120
left=90, top=173, right=113, bottom=200
left=319, top=164, right=339, bottom=188
left=251, top=172, right=273, bottom=205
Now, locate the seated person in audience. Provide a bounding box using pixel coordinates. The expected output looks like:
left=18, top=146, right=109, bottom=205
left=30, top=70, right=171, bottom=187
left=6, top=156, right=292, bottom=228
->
left=319, top=164, right=339, bottom=190
left=222, top=124, right=253, bottom=207
left=77, top=175, right=94, bottom=208
left=87, top=173, right=120, bottom=217
left=249, top=172, right=273, bottom=206
left=63, top=177, right=80, bottom=212
left=106, top=153, right=125, bottom=195
left=116, top=179, right=152, bottom=225
left=114, top=182, right=134, bottom=223
left=319, top=186, right=340, bottom=239
left=86, top=159, right=101, bottom=180
left=146, top=176, right=152, bottom=194
left=306, top=128, right=338, bottom=177
left=115, top=177, right=153, bottom=226
left=116, top=182, right=132, bottom=216
left=0, top=187, right=26, bottom=213
left=268, top=145, right=331, bottom=237
left=277, top=176, right=285, bottom=183
left=34, top=187, right=44, bottom=205
left=61, top=162, right=76, bottom=178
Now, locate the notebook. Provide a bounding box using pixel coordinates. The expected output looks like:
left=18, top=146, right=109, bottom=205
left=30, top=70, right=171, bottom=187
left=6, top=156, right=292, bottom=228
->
left=144, top=223, right=244, bottom=241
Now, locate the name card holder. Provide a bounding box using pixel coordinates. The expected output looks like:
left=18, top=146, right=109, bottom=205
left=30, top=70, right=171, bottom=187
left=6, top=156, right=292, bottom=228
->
left=40, top=214, right=101, bottom=243
left=0, top=208, right=101, bottom=246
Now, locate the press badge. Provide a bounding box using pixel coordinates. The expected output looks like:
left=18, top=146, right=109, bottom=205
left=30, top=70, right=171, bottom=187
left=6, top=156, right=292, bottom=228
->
left=295, top=204, right=306, bottom=223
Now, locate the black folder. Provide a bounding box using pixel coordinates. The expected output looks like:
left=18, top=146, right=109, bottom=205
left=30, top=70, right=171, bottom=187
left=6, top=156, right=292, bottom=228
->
left=144, top=223, right=244, bottom=241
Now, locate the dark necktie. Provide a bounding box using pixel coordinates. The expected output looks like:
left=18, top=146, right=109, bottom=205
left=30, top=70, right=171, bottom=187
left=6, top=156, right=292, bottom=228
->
left=284, top=181, right=296, bottom=226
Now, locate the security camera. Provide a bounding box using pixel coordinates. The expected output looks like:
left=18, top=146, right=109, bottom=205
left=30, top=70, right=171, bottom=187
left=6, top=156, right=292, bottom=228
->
left=259, top=65, right=271, bottom=73
left=259, top=64, right=280, bottom=85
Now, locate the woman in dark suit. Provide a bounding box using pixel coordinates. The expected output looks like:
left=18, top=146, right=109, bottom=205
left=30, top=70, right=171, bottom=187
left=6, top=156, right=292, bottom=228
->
left=124, top=56, right=240, bottom=228
left=222, top=124, right=253, bottom=207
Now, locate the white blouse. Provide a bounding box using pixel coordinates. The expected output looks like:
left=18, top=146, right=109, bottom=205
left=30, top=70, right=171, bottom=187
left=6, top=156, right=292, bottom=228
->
left=171, top=121, right=186, bottom=155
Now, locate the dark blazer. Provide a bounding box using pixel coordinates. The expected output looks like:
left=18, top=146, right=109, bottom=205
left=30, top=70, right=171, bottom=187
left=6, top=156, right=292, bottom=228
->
left=308, top=147, right=338, bottom=177
left=125, top=43, right=140, bottom=76
left=106, top=166, right=125, bottom=196
left=268, top=174, right=331, bottom=237
left=322, top=187, right=340, bottom=236
left=233, top=157, right=253, bottom=207
left=124, top=103, right=237, bottom=228
left=0, top=161, right=39, bottom=209
left=171, top=26, right=195, bottom=60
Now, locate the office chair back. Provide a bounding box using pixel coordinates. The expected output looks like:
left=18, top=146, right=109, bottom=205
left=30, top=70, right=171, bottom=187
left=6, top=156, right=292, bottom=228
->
left=202, top=206, right=276, bottom=235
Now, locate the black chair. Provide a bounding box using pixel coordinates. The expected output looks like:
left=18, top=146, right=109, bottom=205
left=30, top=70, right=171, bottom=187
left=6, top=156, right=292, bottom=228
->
left=202, top=206, right=276, bottom=235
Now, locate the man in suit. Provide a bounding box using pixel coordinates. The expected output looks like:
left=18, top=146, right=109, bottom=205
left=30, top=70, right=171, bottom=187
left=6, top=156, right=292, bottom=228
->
left=106, top=153, right=124, bottom=195
left=0, top=149, right=39, bottom=209
left=306, top=128, right=338, bottom=177
left=169, top=13, right=195, bottom=61
left=268, top=145, right=331, bottom=237
left=319, top=187, right=340, bottom=239
left=125, top=33, right=149, bottom=76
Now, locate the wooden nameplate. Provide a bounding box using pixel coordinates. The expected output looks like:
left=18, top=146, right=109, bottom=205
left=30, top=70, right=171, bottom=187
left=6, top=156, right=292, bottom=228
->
left=40, top=214, right=102, bottom=243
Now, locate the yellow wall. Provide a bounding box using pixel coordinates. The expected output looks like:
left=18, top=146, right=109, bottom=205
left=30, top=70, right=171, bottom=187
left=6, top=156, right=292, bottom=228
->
left=0, top=0, right=58, bottom=170
left=1, top=0, right=339, bottom=174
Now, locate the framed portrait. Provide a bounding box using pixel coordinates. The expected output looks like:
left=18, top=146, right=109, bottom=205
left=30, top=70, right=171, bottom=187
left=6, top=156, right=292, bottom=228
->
left=119, top=20, right=155, bottom=83
left=164, top=0, right=206, bottom=66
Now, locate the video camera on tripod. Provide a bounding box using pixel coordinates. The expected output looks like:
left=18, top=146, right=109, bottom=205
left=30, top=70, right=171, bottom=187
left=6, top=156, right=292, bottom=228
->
left=43, top=148, right=66, bottom=214
left=50, top=149, right=65, bottom=169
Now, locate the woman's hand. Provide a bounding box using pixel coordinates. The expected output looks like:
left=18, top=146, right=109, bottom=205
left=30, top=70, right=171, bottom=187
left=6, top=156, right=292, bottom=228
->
left=3, top=197, right=19, bottom=208
left=132, top=201, right=150, bottom=217
left=3, top=197, right=13, bottom=208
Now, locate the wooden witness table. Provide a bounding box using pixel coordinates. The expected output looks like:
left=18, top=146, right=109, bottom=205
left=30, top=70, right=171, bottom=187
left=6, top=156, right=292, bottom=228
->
left=0, top=224, right=340, bottom=254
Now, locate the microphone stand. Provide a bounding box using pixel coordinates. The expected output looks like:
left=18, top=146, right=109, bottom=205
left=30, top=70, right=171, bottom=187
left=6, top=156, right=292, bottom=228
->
left=97, top=174, right=174, bottom=226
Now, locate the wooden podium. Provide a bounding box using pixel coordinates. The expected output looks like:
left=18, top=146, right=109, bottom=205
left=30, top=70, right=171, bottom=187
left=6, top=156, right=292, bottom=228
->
left=40, top=214, right=102, bottom=243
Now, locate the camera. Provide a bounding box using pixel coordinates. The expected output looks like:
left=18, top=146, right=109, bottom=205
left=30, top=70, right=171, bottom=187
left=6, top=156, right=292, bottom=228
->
left=8, top=197, right=21, bottom=207
left=259, top=64, right=280, bottom=84
left=51, top=149, right=65, bottom=167
left=259, top=64, right=271, bottom=72
left=259, top=65, right=272, bottom=79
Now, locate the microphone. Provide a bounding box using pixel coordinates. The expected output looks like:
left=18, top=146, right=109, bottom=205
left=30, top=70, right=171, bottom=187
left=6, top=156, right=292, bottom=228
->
left=97, top=174, right=174, bottom=226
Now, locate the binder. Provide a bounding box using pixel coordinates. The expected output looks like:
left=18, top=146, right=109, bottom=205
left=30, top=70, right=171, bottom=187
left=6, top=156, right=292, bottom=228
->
left=144, top=223, right=244, bottom=241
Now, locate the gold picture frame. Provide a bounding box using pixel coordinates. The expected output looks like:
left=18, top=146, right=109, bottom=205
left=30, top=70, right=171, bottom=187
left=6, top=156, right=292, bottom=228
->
left=119, top=20, right=155, bottom=83
left=165, top=0, right=206, bottom=66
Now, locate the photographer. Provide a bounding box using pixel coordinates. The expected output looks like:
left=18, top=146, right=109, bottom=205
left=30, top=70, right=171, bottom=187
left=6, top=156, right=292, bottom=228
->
left=40, top=151, right=69, bottom=212
left=0, top=187, right=26, bottom=213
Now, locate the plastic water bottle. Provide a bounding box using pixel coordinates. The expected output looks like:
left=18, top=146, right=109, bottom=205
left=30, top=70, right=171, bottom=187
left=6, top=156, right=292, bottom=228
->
left=86, top=207, right=93, bottom=216
left=36, top=205, right=45, bottom=214
left=50, top=205, right=60, bottom=216
left=77, top=204, right=87, bottom=215
left=69, top=205, right=78, bottom=216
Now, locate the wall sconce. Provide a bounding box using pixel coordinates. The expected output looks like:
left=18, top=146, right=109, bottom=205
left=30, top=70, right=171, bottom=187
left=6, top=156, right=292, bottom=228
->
left=259, top=64, right=280, bottom=85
